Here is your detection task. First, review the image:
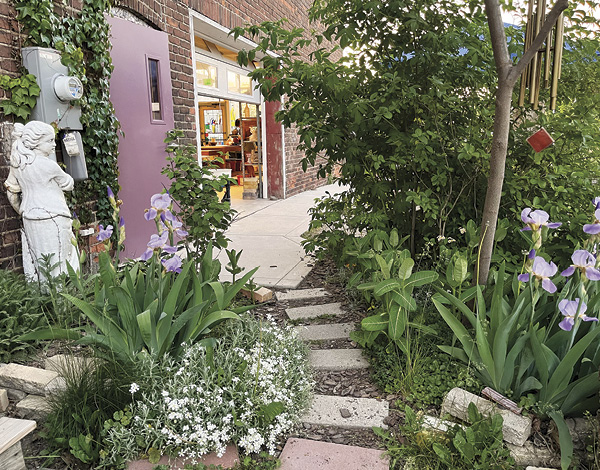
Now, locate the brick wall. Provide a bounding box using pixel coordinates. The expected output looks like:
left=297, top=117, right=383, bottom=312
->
left=0, top=0, right=335, bottom=270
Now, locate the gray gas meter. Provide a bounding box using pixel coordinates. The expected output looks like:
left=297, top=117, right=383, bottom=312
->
left=21, top=47, right=83, bottom=130
left=22, top=47, right=88, bottom=181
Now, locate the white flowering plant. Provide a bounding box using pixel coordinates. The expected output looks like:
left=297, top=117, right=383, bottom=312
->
left=99, top=315, right=313, bottom=468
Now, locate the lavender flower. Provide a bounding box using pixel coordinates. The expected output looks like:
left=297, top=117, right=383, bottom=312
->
left=583, top=209, right=600, bottom=235
left=594, top=197, right=600, bottom=210
left=518, top=256, right=559, bottom=293
left=560, top=250, right=600, bottom=280
left=97, top=224, right=113, bottom=242
left=162, top=255, right=183, bottom=273
left=144, top=193, right=172, bottom=221
left=558, top=298, right=598, bottom=331
left=521, top=208, right=562, bottom=232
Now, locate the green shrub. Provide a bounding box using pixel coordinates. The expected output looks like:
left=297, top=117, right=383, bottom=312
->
left=378, top=404, right=515, bottom=469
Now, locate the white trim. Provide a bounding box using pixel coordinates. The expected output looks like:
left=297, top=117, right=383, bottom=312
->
left=189, top=10, right=203, bottom=166
left=260, top=99, right=268, bottom=199
left=282, top=113, right=287, bottom=199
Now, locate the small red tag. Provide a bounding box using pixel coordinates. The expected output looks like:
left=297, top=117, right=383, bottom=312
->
left=526, top=128, right=554, bottom=152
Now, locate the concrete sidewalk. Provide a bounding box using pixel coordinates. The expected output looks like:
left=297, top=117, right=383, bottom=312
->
left=217, top=183, right=346, bottom=288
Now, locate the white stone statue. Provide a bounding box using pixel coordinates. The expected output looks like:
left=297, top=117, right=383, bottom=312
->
left=4, top=121, right=78, bottom=281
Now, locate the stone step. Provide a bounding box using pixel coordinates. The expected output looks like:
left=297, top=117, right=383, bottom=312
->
left=309, top=349, right=369, bottom=371
left=302, top=394, right=388, bottom=429
left=276, top=288, right=329, bottom=302
left=286, top=302, right=344, bottom=321
left=279, top=438, right=388, bottom=470
left=294, top=323, right=354, bottom=341
left=0, top=364, right=58, bottom=396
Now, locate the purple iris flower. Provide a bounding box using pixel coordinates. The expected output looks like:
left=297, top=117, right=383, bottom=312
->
left=517, top=256, right=559, bottom=293
left=521, top=208, right=562, bottom=232
left=107, top=186, right=115, bottom=200
left=583, top=209, right=600, bottom=235
left=144, top=193, right=172, bottom=221
left=140, top=249, right=153, bottom=261
left=146, top=231, right=178, bottom=255
left=169, top=218, right=189, bottom=238
left=594, top=197, right=600, bottom=210
left=97, top=224, right=113, bottom=242
left=561, top=250, right=600, bottom=280
left=162, top=255, right=183, bottom=273
left=558, top=298, right=598, bottom=331
left=528, top=249, right=536, bottom=259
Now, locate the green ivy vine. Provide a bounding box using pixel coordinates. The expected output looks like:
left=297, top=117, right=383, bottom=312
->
left=0, top=73, right=40, bottom=120
left=13, top=0, right=120, bottom=224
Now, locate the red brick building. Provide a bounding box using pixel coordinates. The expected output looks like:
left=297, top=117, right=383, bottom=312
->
left=0, top=0, right=329, bottom=266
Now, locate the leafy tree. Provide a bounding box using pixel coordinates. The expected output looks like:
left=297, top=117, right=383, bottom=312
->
left=235, top=0, right=497, bottom=258
left=233, top=0, right=600, bottom=268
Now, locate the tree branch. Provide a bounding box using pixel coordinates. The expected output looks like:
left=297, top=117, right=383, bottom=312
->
left=508, top=0, right=569, bottom=84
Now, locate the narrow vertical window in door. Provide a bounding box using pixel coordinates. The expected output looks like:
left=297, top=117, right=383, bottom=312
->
left=148, top=58, right=162, bottom=121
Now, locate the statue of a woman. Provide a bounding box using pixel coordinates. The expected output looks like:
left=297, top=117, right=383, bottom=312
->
left=4, top=121, right=78, bottom=281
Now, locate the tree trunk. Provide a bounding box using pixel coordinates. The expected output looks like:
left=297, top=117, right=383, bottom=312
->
left=477, top=82, right=513, bottom=285
left=477, top=0, right=569, bottom=285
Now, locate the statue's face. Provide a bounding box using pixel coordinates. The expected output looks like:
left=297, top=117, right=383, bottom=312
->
left=38, top=133, right=56, bottom=157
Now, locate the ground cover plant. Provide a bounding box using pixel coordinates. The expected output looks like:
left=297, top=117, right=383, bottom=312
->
left=98, top=315, right=313, bottom=468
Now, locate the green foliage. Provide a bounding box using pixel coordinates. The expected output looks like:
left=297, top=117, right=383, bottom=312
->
left=21, top=246, right=257, bottom=362
left=43, top=356, right=137, bottom=467
left=0, top=270, right=48, bottom=361
left=162, top=130, right=236, bottom=258
left=233, top=1, right=496, bottom=257
left=15, top=0, right=120, bottom=223
left=369, top=341, right=482, bottom=408
left=233, top=1, right=600, bottom=266
left=0, top=73, right=41, bottom=120
left=378, top=404, right=514, bottom=470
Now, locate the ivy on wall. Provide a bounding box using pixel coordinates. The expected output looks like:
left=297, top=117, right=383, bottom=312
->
left=13, top=0, right=120, bottom=223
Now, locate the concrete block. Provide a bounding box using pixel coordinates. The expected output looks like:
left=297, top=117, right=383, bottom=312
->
left=279, top=438, right=389, bottom=469
left=507, top=442, right=560, bottom=468
left=287, top=303, right=344, bottom=321
left=0, top=389, right=8, bottom=412
left=15, top=395, right=51, bottom=421
left=441, top=387, right=532, bottom=446
left=44, top=377, right=67, bottom=397
left=302, top=394, right=388, bottom=429
left=294, top=323, right=355, bottom=341
left=127, top=443, right=239, bottom=469
left=0, top=441, right=26, bottom=470
left=276, top=288, right=329, bottom=302
left=240, top=286, right=273, bottom=303
left=309, top=349, right=369, bottom=371
left=422, top=415, right=462, bottom=433
left=0, top=364, right=59, bottom=396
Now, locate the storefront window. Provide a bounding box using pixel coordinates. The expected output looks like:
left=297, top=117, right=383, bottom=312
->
left=227, top=71, right=252, bottom=96
left=196, top=61, right=217, bottom=88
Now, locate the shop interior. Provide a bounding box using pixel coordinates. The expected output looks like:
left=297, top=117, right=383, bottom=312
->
left=199, top=97, right=261, bottom=200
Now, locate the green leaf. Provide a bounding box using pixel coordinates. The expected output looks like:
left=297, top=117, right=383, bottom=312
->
left=548, top=411, right=573, bottom=470
left=361, top=313, right=389, bottom=332
left=397, top=257, right=414, bottom=281
left=387, top=303, right=406, bottom=341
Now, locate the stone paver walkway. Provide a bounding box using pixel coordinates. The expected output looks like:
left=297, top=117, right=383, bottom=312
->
left=277, top=288, right=390, bottom=469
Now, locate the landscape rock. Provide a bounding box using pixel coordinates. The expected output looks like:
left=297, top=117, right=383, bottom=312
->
left=15, top=395, right=51, bottom=421
left=506, top=442, right=560, bottom=468
left=44, top=377, right=67, bottom=396
left=0, top=363, right=59, bottom=396
left=441, top=387, right=532, bottom=446
left=0, top=389, right=7, bottom=412
left=6, top=388, right=27, bottom=401
left=422, top=415, right=463, bottom=433
left=549, top=417, right=592, bottom=450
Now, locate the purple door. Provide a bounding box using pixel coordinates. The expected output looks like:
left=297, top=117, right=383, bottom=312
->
left=109, top=16, right=175, bottom=259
